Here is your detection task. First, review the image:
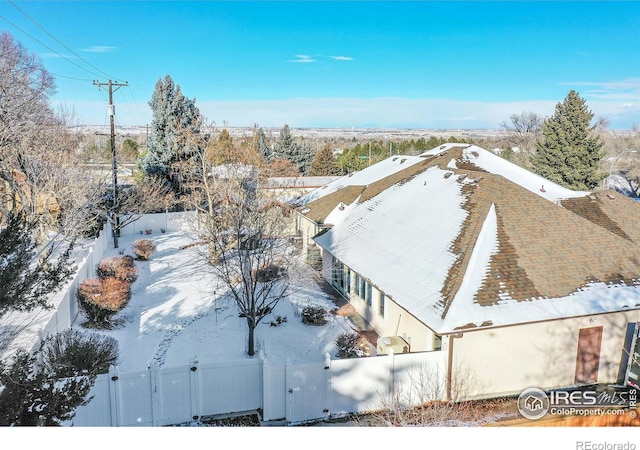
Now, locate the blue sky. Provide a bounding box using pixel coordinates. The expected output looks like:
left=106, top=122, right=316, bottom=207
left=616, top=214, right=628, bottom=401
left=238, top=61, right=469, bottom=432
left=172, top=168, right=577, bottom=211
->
left=1, top=1, right=639, bottom=129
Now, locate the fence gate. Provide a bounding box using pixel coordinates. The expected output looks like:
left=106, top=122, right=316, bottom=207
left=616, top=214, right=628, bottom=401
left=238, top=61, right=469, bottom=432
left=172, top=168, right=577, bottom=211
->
left=286, top=359, right=329, bottom=424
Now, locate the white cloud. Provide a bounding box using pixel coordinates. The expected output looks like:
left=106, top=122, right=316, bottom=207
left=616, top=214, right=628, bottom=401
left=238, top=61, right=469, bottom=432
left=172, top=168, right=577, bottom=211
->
left=288, top=55, right=315, bottom=63
left=330, top=56, right=354, bottom=61
left=80, top=46, right=118, bottom=53
left=60, top=96, right=640, bottom=130
left=560, top=78, right=640, bottom=102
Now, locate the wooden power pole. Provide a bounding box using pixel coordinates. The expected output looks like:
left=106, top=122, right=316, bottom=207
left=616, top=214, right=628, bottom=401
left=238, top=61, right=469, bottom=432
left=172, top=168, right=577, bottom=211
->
left=93, top=80, right=128, bottom=248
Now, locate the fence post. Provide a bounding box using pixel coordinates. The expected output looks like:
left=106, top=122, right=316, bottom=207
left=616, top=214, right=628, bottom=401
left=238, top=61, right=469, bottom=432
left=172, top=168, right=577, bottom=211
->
left=323, top=352, right=331, bottom=418
left=149, top=362, right=160, bottom=426
left=285, top=357, right=292, bottom=423
left=189, top=356, right=199, bottom=421
left=388, top=348, right=395, bottom=406
left=108, top=365, right=120, bottom=426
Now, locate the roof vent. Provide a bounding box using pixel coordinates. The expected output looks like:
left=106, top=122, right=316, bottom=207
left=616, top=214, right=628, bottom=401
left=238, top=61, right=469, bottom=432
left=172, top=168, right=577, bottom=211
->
left=607, top=194, right=616, bottom=200
left=400, top=158, right=406, bottom=164
left=540, top=185, right=546, bottom=193
left=443, top=172, right=453, bottom=179
left=439, top=145, right=447, bottom=150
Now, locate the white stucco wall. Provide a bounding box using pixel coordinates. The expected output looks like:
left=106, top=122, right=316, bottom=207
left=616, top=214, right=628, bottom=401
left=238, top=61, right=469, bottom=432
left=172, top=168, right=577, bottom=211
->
left=320, top=249, right=441, bottom=353
left=449, top=309, right=640, bottom=399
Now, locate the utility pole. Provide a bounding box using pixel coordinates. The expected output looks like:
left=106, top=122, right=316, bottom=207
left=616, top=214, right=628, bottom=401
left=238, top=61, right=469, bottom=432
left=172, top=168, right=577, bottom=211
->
left=93, top=79, right=129, bottom=248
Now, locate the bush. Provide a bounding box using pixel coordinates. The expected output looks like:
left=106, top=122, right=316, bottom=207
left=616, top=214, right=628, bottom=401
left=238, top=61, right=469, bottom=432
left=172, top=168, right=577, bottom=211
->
left=255, top=264, right=285, bottom=282
left=96, top=255, right=138, bottom=282
left=38, top=329, right=119, bottom=377
left=301, top=305, right=326, bottom=325
left=0, top=349, right=94, bottom=426
left=77, top=277, right=131, bottom=326
left=132, top=239, right=155, bottom=260
left=335, top=331, right=364, bottom=358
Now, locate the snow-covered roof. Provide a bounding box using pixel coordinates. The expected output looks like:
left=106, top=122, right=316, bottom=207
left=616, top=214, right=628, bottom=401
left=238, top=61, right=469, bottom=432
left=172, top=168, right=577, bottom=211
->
left=293, top=155, right=427, bottom=206
left=310, top=143, right=640, bottom=334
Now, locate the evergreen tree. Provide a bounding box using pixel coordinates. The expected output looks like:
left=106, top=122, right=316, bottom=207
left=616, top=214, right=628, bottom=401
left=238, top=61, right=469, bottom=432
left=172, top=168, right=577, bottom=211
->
left=292, top=140, right=315, bottom=175
left=531, top=90, right=605, bottom=190
left=273, top=125, right=314, bottom=175
left=273, top=124, right=295, bottom=161
left=140, top=75, right=203, bottom=193
left=309, top=144, right=340, bottom=176
left=252, top=125, right=273, bottom=163
left=0, top=213, right=74, bottom=319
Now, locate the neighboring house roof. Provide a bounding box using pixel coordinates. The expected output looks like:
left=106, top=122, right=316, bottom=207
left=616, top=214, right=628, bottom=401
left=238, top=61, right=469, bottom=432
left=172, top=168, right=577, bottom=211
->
left=304, top=143, right=640, bottom=334
left=266, top=176, right=342, bottom=190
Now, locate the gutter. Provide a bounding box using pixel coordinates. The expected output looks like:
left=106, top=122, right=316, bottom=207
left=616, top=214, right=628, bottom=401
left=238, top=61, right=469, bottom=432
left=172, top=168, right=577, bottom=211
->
left=446, top=331, right=464, bottom=402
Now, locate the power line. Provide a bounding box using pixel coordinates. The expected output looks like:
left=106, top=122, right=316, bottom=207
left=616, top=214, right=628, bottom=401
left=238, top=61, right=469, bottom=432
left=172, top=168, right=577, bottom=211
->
left=0, top=14, right=103, bottom=78
left=7, top=0, right=121, bottom=81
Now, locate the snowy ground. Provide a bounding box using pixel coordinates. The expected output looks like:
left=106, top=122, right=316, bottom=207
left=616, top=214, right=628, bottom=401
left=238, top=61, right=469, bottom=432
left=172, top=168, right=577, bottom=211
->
left=76, top=231, right=355, bottom=372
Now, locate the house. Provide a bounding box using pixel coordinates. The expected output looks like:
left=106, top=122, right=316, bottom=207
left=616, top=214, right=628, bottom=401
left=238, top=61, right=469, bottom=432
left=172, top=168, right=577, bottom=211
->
left=292, top=143, right=640, bottom=399
left=263, top=176, right=341, bottom=202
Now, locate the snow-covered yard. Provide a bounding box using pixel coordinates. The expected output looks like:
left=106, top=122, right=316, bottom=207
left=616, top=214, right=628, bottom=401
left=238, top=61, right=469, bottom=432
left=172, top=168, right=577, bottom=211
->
left=78, top=231, right=355, bottom=372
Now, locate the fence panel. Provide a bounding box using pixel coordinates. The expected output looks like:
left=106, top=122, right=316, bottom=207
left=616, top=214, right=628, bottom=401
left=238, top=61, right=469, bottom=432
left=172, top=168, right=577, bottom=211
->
left=286, top=360, right=329, bottom=424
left=262, top=361, right=286, bottom=421
left=157, top=365, right=193, bottom=426
left=329, top=354, right=394, bottom=416
left=114, top=370, right=154, bottom=426
left=391, top=351, right=448, bottom=406
left=69, top=374, right=114, bottom=426
left=197, top=359, right=262, bottom=418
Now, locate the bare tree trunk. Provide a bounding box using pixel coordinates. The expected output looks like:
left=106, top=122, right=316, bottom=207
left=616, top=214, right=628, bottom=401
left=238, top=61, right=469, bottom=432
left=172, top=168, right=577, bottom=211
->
left=247, top=319, right=255, bottom=356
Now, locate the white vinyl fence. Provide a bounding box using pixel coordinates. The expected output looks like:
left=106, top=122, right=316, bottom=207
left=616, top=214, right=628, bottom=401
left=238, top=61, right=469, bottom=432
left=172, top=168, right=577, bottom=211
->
left=119, top=211, right=197, bottom=237
left=0, top=222, right=112, bottom=360
left=70, top=350, right=447, bottom=427
left=3, top=211, right=448, bottom=427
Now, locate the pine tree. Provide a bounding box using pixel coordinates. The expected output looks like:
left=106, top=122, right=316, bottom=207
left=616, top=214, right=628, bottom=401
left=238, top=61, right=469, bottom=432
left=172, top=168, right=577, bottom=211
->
left=273, top=125, right=314, bottom=175
left=273, top=124, right=295, bottom=161
left=252, top=125, right=273, bottom=163
left=309, top=144, right=340, bottom=176
left=140, top=75, right=203, bottom=193
left=0, top=213, right=74, bottom=319
left=531, top=90, right=605, bottom=190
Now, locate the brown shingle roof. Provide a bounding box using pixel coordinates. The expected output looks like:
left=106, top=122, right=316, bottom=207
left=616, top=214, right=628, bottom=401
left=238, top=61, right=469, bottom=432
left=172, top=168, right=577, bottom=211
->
left=307, top=144, right=640, bottom=331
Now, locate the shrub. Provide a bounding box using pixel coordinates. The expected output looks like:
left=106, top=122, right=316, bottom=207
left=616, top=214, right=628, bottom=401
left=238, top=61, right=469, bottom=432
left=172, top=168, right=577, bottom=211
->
left=0, top=348, right=94, bottom=426
left=132, top=239, right=155, bottom=260
left=96, top=255, right=138, bottom=282
left=269, top=315, right=287, bottom=327
left=335, top=331, right=364, bottom=358
left=38, top=329, right=119, bottom=377
left=77, top=277, right=131, bottom=326
left=301, top=305, right=327, bottom=325
left=255, top=264, right=285, bottom=282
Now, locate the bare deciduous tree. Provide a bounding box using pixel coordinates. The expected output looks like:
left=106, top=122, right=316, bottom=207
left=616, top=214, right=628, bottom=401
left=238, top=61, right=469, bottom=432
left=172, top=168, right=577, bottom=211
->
left=189, top=156, right=295, bottom=356
left=500, top=111, right=544, bottom=165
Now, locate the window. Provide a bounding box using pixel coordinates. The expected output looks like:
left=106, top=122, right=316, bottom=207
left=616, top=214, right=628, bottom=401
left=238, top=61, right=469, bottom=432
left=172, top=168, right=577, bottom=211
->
left=361, top=277, right=366, bottom=301
left=366, top=282, right=372, bottom=306
left=355, top=274, right=361, bottom=296
left=433, top=334, right=442, bottom=351
left=345, top=268, right=351, bottom=294
left=378, top=292, right=385, bottom=317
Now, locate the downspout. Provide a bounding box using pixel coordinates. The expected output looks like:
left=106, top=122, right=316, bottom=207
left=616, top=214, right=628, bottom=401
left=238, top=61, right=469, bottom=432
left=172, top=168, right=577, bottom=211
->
left=446, top=332, right=463, bottom=402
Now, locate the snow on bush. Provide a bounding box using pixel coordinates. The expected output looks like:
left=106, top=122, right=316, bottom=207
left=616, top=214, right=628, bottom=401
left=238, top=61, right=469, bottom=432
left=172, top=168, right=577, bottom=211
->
left=95, top=255, right=138, bottom=282
left=77, top=277, right=131, bottom=326
left=132, top=239, right=155, bottom=261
